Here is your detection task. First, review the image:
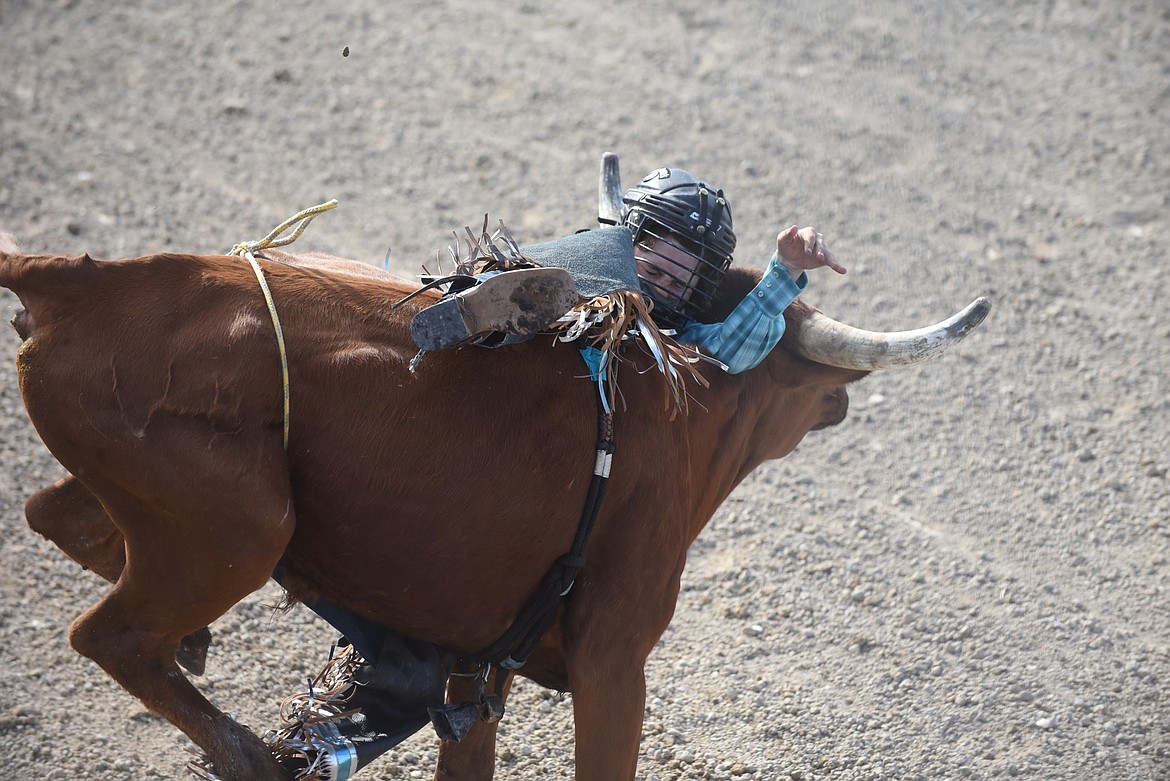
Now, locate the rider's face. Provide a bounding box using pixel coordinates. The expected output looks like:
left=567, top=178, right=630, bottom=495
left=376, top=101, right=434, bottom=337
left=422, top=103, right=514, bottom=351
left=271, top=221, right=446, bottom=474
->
left=635, top=237, right=701, bottom=301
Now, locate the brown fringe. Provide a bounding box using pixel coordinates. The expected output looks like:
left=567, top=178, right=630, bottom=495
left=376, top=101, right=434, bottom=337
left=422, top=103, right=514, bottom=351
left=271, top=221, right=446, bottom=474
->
left=263, top=644, right=367, bottom=780
left=443, top=215, right=534, bottom=276
left=548, top=290, right=708, bottom=415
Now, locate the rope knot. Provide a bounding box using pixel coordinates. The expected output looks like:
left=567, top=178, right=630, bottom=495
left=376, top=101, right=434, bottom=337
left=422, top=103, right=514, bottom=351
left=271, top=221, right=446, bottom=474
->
left=545, top=553, right=586, bottom=596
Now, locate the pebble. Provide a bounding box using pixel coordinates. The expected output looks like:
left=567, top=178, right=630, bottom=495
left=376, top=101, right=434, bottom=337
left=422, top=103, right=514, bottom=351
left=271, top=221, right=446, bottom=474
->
left=220, top=97, right=248, bottom=115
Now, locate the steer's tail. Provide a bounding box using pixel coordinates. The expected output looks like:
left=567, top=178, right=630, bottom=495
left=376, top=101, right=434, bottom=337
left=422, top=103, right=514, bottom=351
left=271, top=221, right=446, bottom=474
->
left=0, top=243, right=99, bottom=297
left=0, top=232, right=19, bottom=256
left=0, top=236, right=103, bottom=340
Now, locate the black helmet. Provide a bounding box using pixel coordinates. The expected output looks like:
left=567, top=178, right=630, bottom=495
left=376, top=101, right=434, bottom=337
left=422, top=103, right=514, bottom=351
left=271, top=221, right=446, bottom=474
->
left=622, top=167, right=736, bottom=327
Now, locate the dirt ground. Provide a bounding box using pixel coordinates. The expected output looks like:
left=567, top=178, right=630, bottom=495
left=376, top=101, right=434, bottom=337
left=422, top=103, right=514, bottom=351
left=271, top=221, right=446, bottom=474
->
left=1, top=1, right=1167, bottom=779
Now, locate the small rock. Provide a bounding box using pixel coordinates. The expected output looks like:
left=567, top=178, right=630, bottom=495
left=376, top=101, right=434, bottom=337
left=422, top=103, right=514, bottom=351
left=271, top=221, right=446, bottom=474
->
left=220, top=98, right=248, bottom=116
left=1025, top=236, right=1059, bottom=261
left=1035, top=716, right=1055, bottom=730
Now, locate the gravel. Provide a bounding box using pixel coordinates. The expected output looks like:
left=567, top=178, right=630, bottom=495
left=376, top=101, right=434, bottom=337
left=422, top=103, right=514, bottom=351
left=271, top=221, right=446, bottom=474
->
left=1, top=1, right=1167, bottom=779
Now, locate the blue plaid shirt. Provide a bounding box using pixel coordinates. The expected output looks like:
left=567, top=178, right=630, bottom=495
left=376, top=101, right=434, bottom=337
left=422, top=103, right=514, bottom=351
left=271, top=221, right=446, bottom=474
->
left=675, top=254, right=808, bottom=374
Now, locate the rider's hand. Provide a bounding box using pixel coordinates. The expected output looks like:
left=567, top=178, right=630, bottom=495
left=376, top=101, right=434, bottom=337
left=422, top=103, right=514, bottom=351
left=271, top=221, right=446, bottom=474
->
left=774, top=225, right=847, bottom=278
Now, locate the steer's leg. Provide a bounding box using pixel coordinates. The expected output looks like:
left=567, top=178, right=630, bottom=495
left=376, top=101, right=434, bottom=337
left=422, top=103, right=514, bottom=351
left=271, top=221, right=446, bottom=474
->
left=567, top=651, right=647, bottom=780
left=434, top=668, right=514, bottom=781
left=26, top=475, right=126, bottom=582
left=67, top=476, right=295, bottom=781
left=26, top=475, right=214, bottom=675
left=562, top=553, right=687, bottom=781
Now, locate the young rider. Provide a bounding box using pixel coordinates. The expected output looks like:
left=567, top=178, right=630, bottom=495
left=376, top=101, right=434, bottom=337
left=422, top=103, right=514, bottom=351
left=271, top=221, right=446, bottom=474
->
left=410, top=166, right=845, bottom=373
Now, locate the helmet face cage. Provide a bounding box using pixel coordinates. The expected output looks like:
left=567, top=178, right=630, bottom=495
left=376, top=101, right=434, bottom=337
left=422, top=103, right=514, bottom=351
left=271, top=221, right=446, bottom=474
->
left=630, top=220, right=729, bottom=327
left=622, top=168, right=736, bottom=327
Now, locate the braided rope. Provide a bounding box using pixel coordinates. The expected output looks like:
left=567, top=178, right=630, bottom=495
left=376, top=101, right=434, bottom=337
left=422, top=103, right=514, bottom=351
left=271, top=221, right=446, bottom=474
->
left=228, top=200, right=338, bottom=448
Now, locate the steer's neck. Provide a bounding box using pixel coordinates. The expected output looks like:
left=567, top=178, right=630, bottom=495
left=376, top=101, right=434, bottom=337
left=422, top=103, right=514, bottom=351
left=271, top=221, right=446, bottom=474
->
left=678, top=358, right=846, bottom=547
left=679, top=372, right=775, bottom=546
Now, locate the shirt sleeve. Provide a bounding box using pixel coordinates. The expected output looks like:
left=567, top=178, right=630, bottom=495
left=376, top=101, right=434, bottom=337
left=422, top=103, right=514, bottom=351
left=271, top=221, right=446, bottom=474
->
left=675, top=255, right=808, bottom=374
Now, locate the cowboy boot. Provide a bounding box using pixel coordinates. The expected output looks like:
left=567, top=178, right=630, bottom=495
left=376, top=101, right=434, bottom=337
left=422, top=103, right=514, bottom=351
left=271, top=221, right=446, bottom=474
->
left=410, top=267, right=579, bottom=352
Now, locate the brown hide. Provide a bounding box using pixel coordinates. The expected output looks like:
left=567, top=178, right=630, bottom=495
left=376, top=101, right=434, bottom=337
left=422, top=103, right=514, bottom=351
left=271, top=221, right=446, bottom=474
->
left=0, top=246, right=866, bottom=781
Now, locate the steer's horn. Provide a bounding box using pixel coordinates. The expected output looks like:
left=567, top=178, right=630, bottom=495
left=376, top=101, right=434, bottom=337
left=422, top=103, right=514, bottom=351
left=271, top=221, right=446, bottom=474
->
left=786, top=297, right=992, bottom=370
left=598, top=151, right=625, bottom=226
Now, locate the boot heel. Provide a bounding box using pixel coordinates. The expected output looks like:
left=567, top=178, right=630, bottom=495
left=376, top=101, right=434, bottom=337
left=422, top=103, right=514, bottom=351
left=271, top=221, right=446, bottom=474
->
left=411, top=268, right=579, bottom=352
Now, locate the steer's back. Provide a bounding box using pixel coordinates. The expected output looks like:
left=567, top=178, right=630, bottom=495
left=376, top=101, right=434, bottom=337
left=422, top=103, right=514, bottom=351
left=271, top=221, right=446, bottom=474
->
left=4, top=252, right=288, bottom=444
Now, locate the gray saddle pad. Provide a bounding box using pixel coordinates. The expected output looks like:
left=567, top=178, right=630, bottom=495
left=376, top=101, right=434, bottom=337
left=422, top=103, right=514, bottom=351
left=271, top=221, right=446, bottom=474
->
left=520, top=226, right=639, bottom=299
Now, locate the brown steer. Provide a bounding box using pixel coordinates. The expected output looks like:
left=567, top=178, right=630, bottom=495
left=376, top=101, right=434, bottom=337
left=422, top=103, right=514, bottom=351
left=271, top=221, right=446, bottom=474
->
left=0, top=232, right=987, bottom=781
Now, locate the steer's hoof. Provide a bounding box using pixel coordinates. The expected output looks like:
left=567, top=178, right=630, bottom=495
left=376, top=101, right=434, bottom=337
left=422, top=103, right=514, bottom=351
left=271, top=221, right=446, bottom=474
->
left=176, top=626, right=212, bottom=676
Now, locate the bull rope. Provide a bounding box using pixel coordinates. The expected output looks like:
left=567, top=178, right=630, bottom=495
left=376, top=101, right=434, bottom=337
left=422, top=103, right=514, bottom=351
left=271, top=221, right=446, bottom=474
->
left=228, top=199, right=339, bottom=449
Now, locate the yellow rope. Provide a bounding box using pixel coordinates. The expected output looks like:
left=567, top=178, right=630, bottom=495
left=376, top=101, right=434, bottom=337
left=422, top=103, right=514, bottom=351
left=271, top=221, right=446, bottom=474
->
left=229, top=199, right=339, bottom=449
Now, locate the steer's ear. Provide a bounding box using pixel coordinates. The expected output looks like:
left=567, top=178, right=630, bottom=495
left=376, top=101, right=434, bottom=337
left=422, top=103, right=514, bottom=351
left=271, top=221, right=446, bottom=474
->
left=701, top=267, right=765, bottom=323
